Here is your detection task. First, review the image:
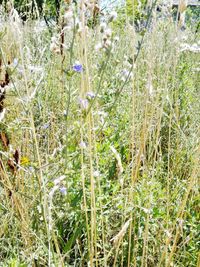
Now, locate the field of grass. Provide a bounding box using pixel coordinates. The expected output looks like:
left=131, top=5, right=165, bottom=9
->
left=0, top=2, right=199, bottom=266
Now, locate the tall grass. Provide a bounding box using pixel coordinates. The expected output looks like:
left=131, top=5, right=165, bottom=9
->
left=0, top=1, right=199, bottom=266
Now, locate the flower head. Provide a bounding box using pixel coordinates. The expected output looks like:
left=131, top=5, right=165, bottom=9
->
left=73, top=62, right=83, bottom=73
left=79, top=141, right=87, bottom=149
left=13, top=58, right=18, bottom=67
left=79, top=98, right=89, bottom=110
left=86, top=91, right=96, bottom=99
left=42, top=123, right=50, bottom=130
left=60, top=186, right=67, bottom=196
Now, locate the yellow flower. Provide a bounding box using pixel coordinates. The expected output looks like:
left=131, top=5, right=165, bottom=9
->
left=20, top=156, right=30, bottom=166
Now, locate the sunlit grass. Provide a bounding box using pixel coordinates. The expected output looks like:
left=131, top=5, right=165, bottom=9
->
left=0, top=2, right=199, bottom=266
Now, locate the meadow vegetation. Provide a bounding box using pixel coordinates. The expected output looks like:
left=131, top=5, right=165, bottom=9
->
left=0, top=1, right=199, bottom=266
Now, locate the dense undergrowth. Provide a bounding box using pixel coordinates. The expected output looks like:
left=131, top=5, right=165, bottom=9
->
left=0, top=1, right=199, bottom=266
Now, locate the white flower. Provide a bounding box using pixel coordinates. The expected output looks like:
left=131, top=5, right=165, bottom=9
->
left=120, top=69, right=132, bottom=82
left=13, top=58, right=18, bottom=67
left=79, top=141, right=87, bottom=149
left=54, top=175, right=66, bottom=186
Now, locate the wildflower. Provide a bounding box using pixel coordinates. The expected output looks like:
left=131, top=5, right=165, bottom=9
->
left=79, top=141, right=87, bottom=149
left=60, top=186, right=67, bottom=196
left=120, top=69, right=132, bottom=82
left=20, top=156, right=30, bottom=166
left=63, top=110, right=68, bottom=117
left=28, top=166, right=34, bottom=173
left=13, top=58, right=18, bottom=67
left=73, top=62, right=83, bottom=73
left=98, top=111, right=107, bottom=124
left=86, top=91, right=95, bottom=99
left=79, top=98, right=89, bottom=110
left=54, top=175, right=66, bottom=186
left=41, top=123, right=50, bottom=130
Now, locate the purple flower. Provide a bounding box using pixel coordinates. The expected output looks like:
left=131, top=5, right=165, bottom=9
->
left=73, top=63, right=83, bottom=73
left=60, top=186, right=67, bottom=196
left=42, top=123, right=50, bottom=130
left=86, top=91, right=96, bottom=99
left=79, top=141, right=87, bottom=149
left=79, top=98, right=89, bottom=110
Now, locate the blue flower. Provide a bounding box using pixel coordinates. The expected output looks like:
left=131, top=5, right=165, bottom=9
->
left=60, top=186, right=67, bottom=196
left=13, top=58, right=18, bottom=67
left=42, top=123, right=50, bottom=130
left=73, top=63, right=83, bottom=73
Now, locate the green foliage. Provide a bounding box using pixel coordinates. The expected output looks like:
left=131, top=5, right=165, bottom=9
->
left=0, top=0, right=60, bottom=18
left=126, top=0, right=147, bottom=19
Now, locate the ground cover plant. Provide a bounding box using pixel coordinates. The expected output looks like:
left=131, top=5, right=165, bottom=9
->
left=0, top=0, right=199, bottom=266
